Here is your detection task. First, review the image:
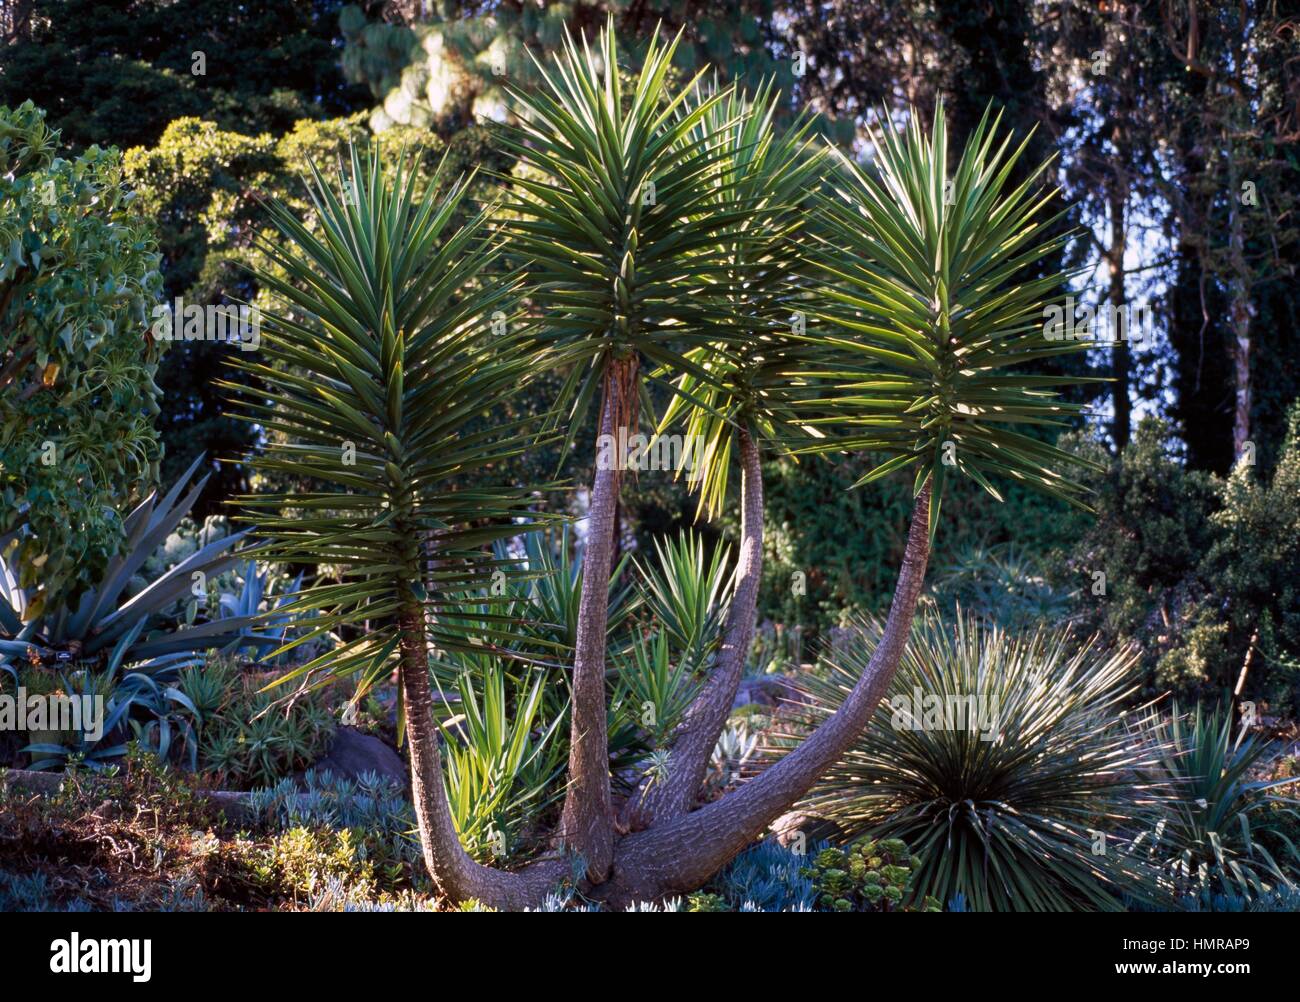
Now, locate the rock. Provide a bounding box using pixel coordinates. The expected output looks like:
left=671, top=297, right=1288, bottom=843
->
left=733, top=675, right=806, bottom=710
left=307, top=725, right=407, bottom=789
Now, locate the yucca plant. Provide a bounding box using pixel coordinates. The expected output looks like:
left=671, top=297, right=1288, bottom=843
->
left=499, top=20, right=761, bottom=876
left=232, top=144, right=563, bottom=907
left=803, top=101, right=1102, bottom=524
left=577, top=100, right=1102, bottom=904
left=436, top=661, right=567, bottom=863
left=633, top=530, right=732, bottom=661
left=538, top=101, right=1106, bottom=902
left=634, top=84, right=827, bottom=822
left=783, top=611, right=1167, bottom=911
left=237, top=24, right=1104, bottom=908
left=1132, top=701, right=1300, bottom=901
left=612, top=628, right=701, bottom=748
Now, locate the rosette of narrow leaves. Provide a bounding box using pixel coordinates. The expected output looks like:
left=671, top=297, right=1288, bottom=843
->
left=633, top=530, right=732, bottom=659
left=806, top=102, right=1103, bottom=529
left=227, top=145, right=548, bottom=694
left=498, top=20, right=754, bottom=435
left=612, top=629, right=702, bottom=747
left=501, top=527, right=637, bottom=654
left=785, top=611, right=1170, bottom=911
left=657, top=81, right=828, bottom=516
left=1132, top=701, right=1300, bottom=901
left=435, top=661, right=568, bottom=863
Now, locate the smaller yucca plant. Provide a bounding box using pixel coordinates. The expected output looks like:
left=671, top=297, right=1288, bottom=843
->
left=435, top=660, right=567, bottom=864
left=783, top=611, right=1168, bottom=911
left=612, top=629, right=701, bottom=748
left=633, top=530, right=732, bottom=662
left=1132, top=701, right=1300, bottom=902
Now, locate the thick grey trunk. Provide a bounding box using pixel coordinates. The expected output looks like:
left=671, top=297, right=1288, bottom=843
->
left=595, top=480, right=933, bottom=905
left=397, top=605, right=565, bottom=909
left=559, top=358, right=634, bottom=879
left=402, top=476, right=931, bottom=910
left=631, top=426, right=764, bottom=823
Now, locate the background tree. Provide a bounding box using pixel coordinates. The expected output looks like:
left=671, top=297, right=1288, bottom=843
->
left=337, top=1, right=836, bottom=136
left=0, top=101, right=165, bottom=611
left=0, top=0, right=367, bottom=152
left=1155, top=0, right=1299, bottom=463
left=1044, top=2, right=1166, bottom=450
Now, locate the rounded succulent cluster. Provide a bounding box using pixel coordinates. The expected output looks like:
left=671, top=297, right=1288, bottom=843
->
left=802, top=837, right=940, bottom=912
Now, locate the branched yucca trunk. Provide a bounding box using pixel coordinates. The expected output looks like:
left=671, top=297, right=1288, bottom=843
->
left=593, top=482, right=931, bottom=906
left=560, top=356, right=637, bottom=879
left=632, top=426, right=765, bottom=823
left=397, top=603, right=566, bottom=909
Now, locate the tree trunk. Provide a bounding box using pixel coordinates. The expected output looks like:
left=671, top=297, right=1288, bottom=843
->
left=594, top=480, right=933, bottom=906
left=1226, top=148, right=1254, bottom=460
left=631, top=425, right=765, bottom=823
left=1228, top=278, right=1254, bottom=461
left=396, top=604, right=564, bottom=909
left=1107, top=185, right=1131, bottom=451
left=559, top=356, right=636, bottom=880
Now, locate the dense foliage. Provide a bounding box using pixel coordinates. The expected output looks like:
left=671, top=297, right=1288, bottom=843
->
left=787, top=612, right=1166, bottom=911
left=0, top=0, right=366, bottom=152
left=1062, top=407, right=1300, bottom=713
left=0, top=101, right=165, bottom=607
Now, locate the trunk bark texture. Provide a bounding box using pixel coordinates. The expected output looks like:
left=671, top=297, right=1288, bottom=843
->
left=397, top=605, right=566, bottom=909
left=632, top=426, right=765, bottom=823
left=594, top=480, right=932, bottom=906
left=559, top=356, right=636, bottom=880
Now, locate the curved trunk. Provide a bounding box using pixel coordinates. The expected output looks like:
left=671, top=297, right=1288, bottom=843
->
left=559, top=357, right=636, bottom=880
left=401, top=477, right=931, bottom=910
left=632, top=425, right=764, bottom=823
left=595, top=480, right=933, bottom=906
left=397, top=605, right=564, bottom=909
